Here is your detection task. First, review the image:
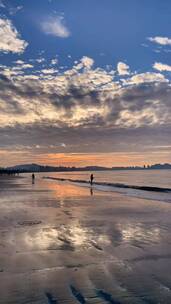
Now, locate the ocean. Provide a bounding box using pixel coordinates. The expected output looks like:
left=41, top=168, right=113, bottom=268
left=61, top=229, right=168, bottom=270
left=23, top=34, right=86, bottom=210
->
left=41, top=169, right=171, bottom=203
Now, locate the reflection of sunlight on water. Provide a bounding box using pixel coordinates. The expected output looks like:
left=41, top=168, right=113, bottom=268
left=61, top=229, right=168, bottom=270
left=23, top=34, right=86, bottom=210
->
left=25, top=228, right=59, bottom=249
left=41, top=180, right=92, bottom=208
left=68, top=224, right=89, bottom=246
left=119, top=223, right=161, bottom=244
left=47, top=181, right=90, bottom=198
left=25, top=220, right=110, bottom=251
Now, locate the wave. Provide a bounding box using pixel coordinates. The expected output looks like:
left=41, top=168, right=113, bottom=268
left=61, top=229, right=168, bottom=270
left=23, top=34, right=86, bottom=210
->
left=43, top=176, right=171, bottom=194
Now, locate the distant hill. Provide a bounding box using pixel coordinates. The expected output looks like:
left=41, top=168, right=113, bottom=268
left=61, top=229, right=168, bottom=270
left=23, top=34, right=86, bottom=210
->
left=112, top=163, right=171, bottom=170
left=6, top=163, right=110, bottom=173
left=7, top=164, right=44, bottom=172
left=4, top=162, right=171, bottom=173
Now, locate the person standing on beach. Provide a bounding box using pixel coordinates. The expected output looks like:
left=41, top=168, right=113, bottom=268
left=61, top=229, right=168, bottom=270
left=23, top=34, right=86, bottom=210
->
left=90, top=173, right=94, bottom=186
left=32, top=173, right=35, bottom=184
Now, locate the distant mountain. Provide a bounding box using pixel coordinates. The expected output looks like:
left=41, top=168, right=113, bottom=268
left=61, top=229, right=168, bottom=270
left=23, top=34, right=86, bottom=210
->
left=150, top=163, right=171, bottom=169
left=7, top=164, right=43, bottom=172
left=4, top=162, right=171, bottom=173
left=112, top=163, right=171, bottom=170
left=6, top=163, right=110, bottom=173
left=7, top=163, right=60, bottom=172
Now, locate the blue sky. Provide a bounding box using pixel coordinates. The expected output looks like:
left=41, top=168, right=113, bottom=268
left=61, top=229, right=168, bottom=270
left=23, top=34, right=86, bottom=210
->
left=1, top=0, right=171, bottom=71
left=0, top=0, right=171, bottom=166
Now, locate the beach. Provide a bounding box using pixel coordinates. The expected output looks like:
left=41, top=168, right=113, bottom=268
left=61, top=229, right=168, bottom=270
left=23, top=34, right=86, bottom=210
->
left=0, top=174, right=171, bottom=304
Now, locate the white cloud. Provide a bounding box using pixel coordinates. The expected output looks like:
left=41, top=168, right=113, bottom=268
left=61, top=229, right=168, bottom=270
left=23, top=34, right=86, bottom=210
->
left=0, top=18, right=28, bottom=53
left=73, top=56, right=94, bottom=71
left=14, top=63, right=34, bottom=70
left=14, top=60, right=25, bottom=65
left=41, top=68, right=58, bottom=74
left=36, top=58, right=45, bottom=63
left=153, top=62, right=171, bottom=72
left=148, top=36, right=171, bottom=46
left=41, top=16, right=70, bottom=38
left=81, top=56, right=94, bottom=69
left=0, top=67, right=23, bottom=77
left=117, top=62, right=130, bottom=75
left=0, top=63, right=33, bottom=77
left=22, top=64, right=33, bottom=69
left=123, top=72, right=168, bottom=85
left=9, top=5, right=23, bottom=16
left=51, top=58, right=58, bottom=65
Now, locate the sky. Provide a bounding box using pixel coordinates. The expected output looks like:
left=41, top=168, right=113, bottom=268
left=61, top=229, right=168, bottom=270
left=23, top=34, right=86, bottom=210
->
left=0, top=0, right=171, bottom=167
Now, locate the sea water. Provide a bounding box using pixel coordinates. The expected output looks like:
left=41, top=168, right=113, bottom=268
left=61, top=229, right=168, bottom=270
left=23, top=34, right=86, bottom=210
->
left=41, top=169, right=171, bottom=203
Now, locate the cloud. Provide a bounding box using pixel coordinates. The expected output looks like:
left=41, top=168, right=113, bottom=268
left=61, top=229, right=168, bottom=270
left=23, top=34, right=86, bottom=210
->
left=116, top=107, right=162, bottom=128
left=123, top=72, right=168, bottom=85
left=0, top=57, right=170, bottom=129
left=80, top=56, right=94, bottom=69
left=41, top=68, right=58, bottom=74
left=148, top=36, right=171, bottom=46
left=8, top=5, right=23, bottom=16
left=0, top=62, right=34, bottom=77
left=117, top=62, right=130, bottom=75
left=35, top=58, right=45, bottom=63
left=41, top=16, right=70, bottom=38
left=14, top=60, right=25, bottom=65
left=0, top=56, right=171, bottom=163
left=0, top=18, right=28, bottom=53
left=0, top=0, right=23, bottom=15
left=15, top=64, right=34, bottom=69
left=51, top=58, right=58, bottom=65
left=153, top=62, right=171, bottom=72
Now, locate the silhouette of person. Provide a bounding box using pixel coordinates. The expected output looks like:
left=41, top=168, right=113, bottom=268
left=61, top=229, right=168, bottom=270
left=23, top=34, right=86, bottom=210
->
left=32, top=173, right=35, bottom=184
left=90, top=173, right=94, bottom=186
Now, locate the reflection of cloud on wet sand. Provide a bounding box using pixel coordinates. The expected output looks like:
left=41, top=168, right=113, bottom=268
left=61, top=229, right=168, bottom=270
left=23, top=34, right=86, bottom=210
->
left=24, top=218, right=163, bottom=255
left=25, top=220, right=111, bottom=252
left=119, top=223, right=161, bottom=245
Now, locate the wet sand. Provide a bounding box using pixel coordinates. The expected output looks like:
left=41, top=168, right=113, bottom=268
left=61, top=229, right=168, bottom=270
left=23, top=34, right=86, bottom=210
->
left=0, top=175, right=171, bottom=303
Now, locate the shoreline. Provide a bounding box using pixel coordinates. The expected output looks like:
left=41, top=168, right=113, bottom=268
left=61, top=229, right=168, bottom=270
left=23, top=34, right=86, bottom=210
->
left=43, top=175, right=171, bottom=193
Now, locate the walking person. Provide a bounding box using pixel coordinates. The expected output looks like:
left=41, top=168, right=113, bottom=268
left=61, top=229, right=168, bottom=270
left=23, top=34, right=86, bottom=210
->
left=90, top=173, right=94, bottom=186
left=32, top=173, right=35, bottom=184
